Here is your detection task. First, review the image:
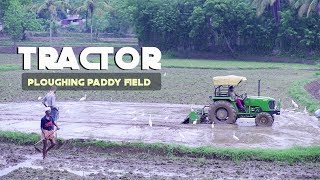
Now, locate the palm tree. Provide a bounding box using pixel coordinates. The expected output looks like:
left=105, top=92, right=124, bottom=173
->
left=250, top=0, right=281, bottom=23
left=34, top=0, right=69, bottom=43
left=76, top=0, right=112, bottom=42
left=290, top=0, right=320, bottom=17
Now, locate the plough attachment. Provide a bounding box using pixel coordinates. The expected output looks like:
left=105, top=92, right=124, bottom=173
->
left=182, top=105, right=210, bottom=124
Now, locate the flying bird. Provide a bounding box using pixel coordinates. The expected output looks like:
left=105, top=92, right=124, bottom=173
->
left=233, top=132, right=239, bottom=141
left=149, top=115, right=153, bottom=127
left=79, top=94, right=87, bottom=101
left=164, top=116, right=169, bottom=120
left=291, top=100, right=298, bottom=109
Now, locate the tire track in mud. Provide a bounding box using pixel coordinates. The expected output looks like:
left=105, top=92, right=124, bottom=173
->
left=0, top=101, right=319, bottom=148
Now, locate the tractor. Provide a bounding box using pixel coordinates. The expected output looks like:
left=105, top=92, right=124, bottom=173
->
left=183, top=75, right=280, bottom=126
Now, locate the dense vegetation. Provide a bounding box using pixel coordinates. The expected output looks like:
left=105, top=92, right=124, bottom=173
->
left=123, top=0, right=320, bottom=57
left=1, top=0, right=320, bottom=57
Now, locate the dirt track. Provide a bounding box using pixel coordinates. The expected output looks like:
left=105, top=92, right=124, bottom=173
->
left=0, top=101, right=319, bottom=149
left=0, top=143, right=319, bottom=179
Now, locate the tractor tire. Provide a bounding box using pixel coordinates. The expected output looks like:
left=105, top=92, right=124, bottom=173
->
left=209, top=101, right=237, bottom=124
left=255, top=112, right=274, bottom=126
left=182, top=116, right=190, bottom=124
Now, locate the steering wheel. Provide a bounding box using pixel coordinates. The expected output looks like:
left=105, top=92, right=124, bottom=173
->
left=240, top=93, right=247, bottom=100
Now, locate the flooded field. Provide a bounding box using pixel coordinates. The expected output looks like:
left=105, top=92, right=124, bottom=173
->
left=0, top=101, right=319, bottom=149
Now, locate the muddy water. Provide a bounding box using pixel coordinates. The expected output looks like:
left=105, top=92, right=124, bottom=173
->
left=0, top=101, right=319, bottom=148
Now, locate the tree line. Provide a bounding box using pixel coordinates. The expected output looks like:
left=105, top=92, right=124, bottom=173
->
left=0, top=0, right=320, bottom=56
left=125, top=0, right=320, bottom=56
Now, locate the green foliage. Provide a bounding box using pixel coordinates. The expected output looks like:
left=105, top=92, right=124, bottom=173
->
left=3, top=0, right=41, bottom=43
left=115, top=0, right=320, bottom=56
left=292, top=0, right=320, bottom=17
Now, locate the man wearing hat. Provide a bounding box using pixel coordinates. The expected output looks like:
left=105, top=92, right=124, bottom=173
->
left=41, top=107, right=60, bottom=159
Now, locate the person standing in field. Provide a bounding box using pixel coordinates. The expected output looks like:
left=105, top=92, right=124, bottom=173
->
left=41, top=107, right=60, bottom=159
left=42, top=86, right=58, bottom=121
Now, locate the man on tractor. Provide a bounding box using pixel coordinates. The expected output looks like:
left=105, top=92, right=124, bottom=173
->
left=182, top=75, right=280, bottom=126
left=228, top=86, right=245, bottom=111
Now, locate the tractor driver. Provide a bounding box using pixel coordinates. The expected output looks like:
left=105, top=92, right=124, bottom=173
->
left=228, top=86, right=245, bottom=111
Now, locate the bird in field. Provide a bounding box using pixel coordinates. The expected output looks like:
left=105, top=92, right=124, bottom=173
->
left=179, top=131, right=185, bottom=139
left=193, top=120, right=197, bottom=124
left=149, top=115, right=153, bottom=127
left=79, top=94, right=87, bottom=101
left=291, top=100, right=298, bottom=109
left=233, top=132, right=239, bottom=141
left=164, top=116, right=169, bottom=120
left=211, top=123, right=215, bottom=129
left=132, top=117, right=138, bottom=121
left=315, top=109, right=320, bottom=118
left=303, top=107, right=308, bottom=114
left=163, top=72, right=167, bottom=77
left=37, top=96, right=42, bottom=100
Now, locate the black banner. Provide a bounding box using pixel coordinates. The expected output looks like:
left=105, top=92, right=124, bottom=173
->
left=22, top=73, right=161, bottom=90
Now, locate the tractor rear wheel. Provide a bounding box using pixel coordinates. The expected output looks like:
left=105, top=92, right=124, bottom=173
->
left=255, top=112, right=274, bottom=126
left=209, top=101, right=237, bottom=124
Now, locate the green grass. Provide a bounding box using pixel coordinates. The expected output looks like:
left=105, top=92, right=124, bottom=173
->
left=1, top=130, right=320, bottom=163
left=89, top=57, right=316, bottom=70
left=0, top=131, right=39, bottom=144
left=289, top=78, right=320, bottom=112
left=76, top=140, right=320, bottom=163
left=0, top=64, right=21, bottom=72
left=161, top=59, right=316, bottom=70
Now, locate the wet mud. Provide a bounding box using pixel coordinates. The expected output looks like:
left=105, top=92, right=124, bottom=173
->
left=0, top=143, right=319, bottom=179
left=0, top=101, right=319, bottom=149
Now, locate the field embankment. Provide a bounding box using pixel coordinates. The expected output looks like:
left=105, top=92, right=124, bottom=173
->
left=0, top=131, right=319, bottom=179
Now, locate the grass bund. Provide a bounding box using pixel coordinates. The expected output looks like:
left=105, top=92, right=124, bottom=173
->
left=0, top=64, right=20, bottom=72
left=0, top=130, right=319, bottom=163
left=289, top=78, right=320, bottom=113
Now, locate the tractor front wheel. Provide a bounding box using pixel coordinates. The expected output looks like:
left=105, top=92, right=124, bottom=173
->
left=255, top=112, right=274, bottom=126
left=209, top=101, right=237, bottom=124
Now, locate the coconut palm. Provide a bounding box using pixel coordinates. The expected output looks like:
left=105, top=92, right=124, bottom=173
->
left=250, top=0, right=281, bottom=23
left=290, top=0, right=320, bottom=17
left=33, top=0, right=69, bottom=43
left=76, top=0, right=112, bottom=42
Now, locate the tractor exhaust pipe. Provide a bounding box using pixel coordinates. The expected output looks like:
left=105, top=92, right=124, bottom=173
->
left=258, top=79, right=261, bottom=96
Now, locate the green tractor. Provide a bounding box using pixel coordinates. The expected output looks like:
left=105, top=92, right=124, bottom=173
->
left=183, top=75, right=280, bottom=126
